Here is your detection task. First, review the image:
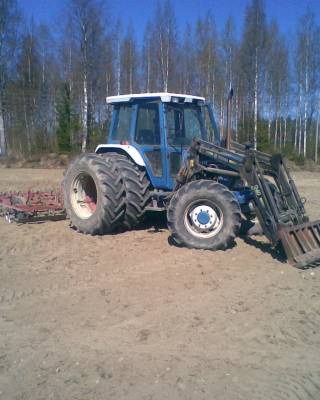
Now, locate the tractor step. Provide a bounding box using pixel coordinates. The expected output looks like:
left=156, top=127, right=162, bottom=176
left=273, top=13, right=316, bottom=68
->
left=278, top=220, right=320, bottom=269
left=0, top=190, right=66, bottom=223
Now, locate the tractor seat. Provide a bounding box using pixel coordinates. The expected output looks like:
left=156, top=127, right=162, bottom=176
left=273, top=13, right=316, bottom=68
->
left=137, top=129, right=157, bottom=145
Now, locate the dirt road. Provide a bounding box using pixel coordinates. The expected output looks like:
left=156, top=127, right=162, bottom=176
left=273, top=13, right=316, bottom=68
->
left=1, top=169, right=320, bottom=400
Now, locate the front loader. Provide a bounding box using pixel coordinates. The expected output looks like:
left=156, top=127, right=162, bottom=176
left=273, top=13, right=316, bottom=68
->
left=2, top=92, right=320, bottom=268
left=177, top=138, right=320, bottom=268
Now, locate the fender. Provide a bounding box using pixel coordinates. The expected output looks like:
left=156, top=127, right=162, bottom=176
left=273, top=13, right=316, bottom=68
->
left=95, top=144, right=146, bottom=167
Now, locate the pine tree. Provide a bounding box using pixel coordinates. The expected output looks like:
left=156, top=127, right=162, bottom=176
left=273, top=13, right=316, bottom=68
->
left=56, top=83, right=78, bottom=152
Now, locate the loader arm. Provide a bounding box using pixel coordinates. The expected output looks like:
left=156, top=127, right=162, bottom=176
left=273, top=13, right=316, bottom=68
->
left=180, top=138, right=320, bottom=268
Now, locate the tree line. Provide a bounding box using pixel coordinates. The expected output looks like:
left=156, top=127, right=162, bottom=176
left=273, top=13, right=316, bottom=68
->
left=0, top=0, right=319, bottom=163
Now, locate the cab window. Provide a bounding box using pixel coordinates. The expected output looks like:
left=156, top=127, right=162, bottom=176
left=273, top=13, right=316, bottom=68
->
left=112, top=105, right=132, bottom=141
left=135, top=103, right=160, bottom=145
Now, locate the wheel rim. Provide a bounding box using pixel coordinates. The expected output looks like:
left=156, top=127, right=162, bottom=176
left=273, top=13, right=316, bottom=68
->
left=183, top=200, right=223, bottom=239
left=70, top=172, right=97, bottom=219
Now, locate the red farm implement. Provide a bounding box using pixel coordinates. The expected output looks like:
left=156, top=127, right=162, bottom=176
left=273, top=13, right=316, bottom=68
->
left=0, top=190, right=66, bottom=223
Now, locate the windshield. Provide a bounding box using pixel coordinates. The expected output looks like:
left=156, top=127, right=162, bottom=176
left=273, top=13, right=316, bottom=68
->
left=166, top=104, right=203, bottom=146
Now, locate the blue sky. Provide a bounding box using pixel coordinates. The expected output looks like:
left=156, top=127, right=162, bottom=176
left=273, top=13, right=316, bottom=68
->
left=18, top=0, right=320, bottom=42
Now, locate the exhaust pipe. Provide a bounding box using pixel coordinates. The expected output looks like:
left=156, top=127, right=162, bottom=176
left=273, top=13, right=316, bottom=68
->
left=225, top=88, right=233, bottom=150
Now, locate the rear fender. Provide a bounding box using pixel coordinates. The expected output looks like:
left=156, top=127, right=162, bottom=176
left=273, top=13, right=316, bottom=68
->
left=95, top=144, right=146, bottom=167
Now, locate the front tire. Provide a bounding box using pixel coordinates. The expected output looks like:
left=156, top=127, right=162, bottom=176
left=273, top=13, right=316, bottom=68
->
left=167, top=180, right=241, bottom=250
left=63, top=153, right=125, bottom=234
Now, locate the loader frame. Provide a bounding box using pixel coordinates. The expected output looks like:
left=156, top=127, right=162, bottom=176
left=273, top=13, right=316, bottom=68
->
left=177, top=138, right=320, bottom=268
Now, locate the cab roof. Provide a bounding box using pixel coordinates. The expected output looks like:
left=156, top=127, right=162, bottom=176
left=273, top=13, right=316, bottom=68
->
left=106, top=92, right=205, bottom=105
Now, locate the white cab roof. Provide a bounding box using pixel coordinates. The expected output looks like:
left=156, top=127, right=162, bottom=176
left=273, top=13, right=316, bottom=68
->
left=106, top=92, right=205, bottom=104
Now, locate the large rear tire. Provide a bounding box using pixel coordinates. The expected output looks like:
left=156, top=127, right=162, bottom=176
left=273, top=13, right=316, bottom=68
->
left=105, top=153, right=150, bottom=229
left=63, top=153, right=125, bottom=234
left=167, top=180, right=241, bottom=250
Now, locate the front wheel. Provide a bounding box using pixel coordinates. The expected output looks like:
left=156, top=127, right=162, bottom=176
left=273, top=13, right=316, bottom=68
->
left=167, top=180, right=241, bottom=250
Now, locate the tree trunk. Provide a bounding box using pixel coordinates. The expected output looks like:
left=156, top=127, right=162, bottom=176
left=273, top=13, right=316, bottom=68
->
left=220, top=98, right=224, bottom=129
left=268, top=97, right=272, bottom=143
left=303, top=100, right=307, bottom=158
left=165, top=27, right=170, bottom=92
left=298, top=113, right=302, bottom=155
left=81, top=76, right=88, bottom=153
left=129, top=43, right=133, bottom=94
left=279, top=117, right=282, bottom=149
left=253, top=49, right=258, bottom=150
left=235, top=92, right=238, bottom=141
left=242, top=106, right=245, bottom=140
left=117, top=40, right=121, bottom=95
left=147, top=46, right=150, bottom=92
left=284, top=117, right=287, bottom=148
left=294, top=113, right=298, bottom=151
left=23, top=92, right=31, bottom=156
left=283, top=95, right=288, bottom=148
left=303, top=45, right=309, bottom=158
left=297, top=87, right=302, bottom=154
left=316, top=114, right=319, bottom=164
left=0, top=97, right=6, bottom=155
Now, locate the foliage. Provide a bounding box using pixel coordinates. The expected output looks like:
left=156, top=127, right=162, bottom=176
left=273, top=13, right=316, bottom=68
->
left=0, top=0, right=319, bottom=164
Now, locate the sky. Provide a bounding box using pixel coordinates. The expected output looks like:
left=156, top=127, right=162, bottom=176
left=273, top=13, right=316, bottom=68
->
left=18, top=0, right=320, bottom=42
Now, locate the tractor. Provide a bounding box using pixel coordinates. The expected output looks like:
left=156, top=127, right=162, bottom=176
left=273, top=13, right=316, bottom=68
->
left=63, top=92, right=320, bottom=268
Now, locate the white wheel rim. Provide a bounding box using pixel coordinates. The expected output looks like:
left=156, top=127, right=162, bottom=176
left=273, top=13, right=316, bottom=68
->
left=184, top=201, right=223, bottom=239
left=70, top=172, right=97, bottom=219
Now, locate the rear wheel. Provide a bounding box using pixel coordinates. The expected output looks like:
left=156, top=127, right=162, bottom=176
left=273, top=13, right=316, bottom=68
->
left=63, top=153, right=125, bottom=234
left=105, top=153, right=150, bottom=229
left=167, top=180, right=241, bottom=250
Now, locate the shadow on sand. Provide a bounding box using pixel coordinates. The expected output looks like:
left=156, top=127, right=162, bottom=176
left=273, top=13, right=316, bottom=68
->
left=241, top=235, right=288, bottom=265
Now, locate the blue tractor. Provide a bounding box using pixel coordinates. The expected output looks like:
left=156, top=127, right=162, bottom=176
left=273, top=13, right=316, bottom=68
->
left=63, top=92, right=320, bottom=268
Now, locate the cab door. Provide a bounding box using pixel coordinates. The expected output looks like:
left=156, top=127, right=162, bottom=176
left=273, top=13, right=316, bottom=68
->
left=133, top=101, right=168, bottom=189
left=164, top=103, right=205, bottom=189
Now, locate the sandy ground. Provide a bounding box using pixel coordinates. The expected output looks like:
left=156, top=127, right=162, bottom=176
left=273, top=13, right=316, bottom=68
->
left=1, top=168, right=320, bottom=400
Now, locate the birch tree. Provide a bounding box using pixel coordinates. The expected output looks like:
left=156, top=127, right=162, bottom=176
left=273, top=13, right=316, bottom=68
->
left=120, top=24, right=139, bottom=94
left=295, top=10, right=319, bottom=157
left=16, top=27, right=41, bottom=154
left=239, top=0, right=268, bottom=149
left=142, top=21, right=158, bottom=92
left=113, top=19, right=122, bottom=95
left=195, top=14, right=220, bottom=107
left=153, top=0, right=177, bottom=92
left=266, top=21, right=289, bottom=148
left=180, top=23, right=196, bottom=94
left=0, top=0, right=20, bottom=155
left=69, top=0, right=106, bottom=152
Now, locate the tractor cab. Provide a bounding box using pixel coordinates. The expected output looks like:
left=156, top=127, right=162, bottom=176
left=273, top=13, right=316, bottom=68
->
left=96, top=93, right=220, bottom=190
